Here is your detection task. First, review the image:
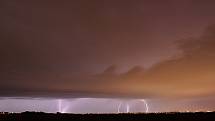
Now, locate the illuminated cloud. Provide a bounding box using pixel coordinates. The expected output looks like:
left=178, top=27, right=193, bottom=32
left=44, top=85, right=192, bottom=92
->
left=1, top=0, right=215, bottom=99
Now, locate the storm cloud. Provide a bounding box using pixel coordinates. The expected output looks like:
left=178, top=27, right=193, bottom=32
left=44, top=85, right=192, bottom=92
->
left=1, top=0, right=215, bottom=99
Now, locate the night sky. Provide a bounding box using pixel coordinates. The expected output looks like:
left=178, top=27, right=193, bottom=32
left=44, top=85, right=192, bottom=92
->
left=1, top=0, right=215, bottom=113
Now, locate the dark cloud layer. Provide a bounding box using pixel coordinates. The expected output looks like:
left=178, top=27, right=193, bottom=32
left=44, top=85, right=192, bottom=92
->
left=1, top=0, right=215, bottom=98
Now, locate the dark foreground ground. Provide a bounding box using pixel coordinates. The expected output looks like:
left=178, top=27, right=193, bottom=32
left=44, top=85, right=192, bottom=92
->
left=0, top=112, right=215, bottom=121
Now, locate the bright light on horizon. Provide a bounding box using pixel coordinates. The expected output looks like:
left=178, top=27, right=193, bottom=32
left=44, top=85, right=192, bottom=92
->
left=0, top=98, right=213, bottom=113
left=0, top=98, right=150, bottom=113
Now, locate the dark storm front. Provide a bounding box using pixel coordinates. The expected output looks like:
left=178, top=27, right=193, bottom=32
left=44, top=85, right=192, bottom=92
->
left=0, top=112, right=215, bottom=121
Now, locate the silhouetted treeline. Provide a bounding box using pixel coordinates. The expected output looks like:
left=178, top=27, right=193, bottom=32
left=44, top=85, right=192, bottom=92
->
left=0, top=112, right=215, bottom=121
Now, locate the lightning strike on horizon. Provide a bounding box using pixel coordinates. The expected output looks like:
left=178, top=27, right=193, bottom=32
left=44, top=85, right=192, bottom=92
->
left=126, top=103, right=130, bottom=113
left=57, top=98, right=149, bottom=113
left=117, top=102, right=122, bottom=113
left=140, top=99, right=149, bottom=113
left=58, top=99, right=69, bottom=113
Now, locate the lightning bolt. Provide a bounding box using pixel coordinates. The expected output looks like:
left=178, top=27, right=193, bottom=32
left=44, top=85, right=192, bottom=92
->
left=58, top=99, right=68, bottom=113
left=126, top=103, right=130, bottom=113
left=140, top=99, right=149, bottom=113
left=117, top=102, right=122, bottom=113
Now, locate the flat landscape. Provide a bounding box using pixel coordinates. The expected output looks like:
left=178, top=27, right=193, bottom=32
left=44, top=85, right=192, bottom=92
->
left=0, top=112, right=215, bottom=121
